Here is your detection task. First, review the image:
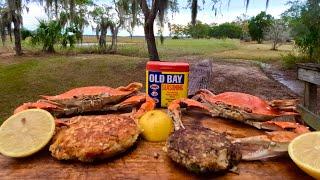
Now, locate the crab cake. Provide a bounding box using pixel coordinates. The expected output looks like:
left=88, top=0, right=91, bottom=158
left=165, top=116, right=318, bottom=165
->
left=49, top=115, right=140, bottom=162
left=165, top=126, right=241, bottom=173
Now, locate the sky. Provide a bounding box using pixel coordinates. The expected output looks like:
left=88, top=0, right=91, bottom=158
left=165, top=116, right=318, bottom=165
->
left=22, top=0, right=290, bottom=36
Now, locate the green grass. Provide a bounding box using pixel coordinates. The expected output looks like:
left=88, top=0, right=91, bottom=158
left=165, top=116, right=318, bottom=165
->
left=0, top=55, right=146, bottom=123
left=20, top=38, right=240, bottom=59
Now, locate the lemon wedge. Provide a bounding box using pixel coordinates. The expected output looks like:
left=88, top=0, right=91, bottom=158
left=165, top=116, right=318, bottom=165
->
left=139, top=110, right=173, bottom=142
left=0, top=109, right=55, bottom=158
left=288, top=131, right=320, bottom=179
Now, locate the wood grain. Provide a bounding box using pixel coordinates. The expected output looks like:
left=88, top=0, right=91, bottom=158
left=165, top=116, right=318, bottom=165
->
left=298, top=68, right=320, bottom=86
left=188, top=60, right=212, bottom=96
left=0, top=113, right=312, bottom=179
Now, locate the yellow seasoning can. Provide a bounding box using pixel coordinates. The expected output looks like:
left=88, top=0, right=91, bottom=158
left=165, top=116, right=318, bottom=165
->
left=146, top=61, right=189, bottom=107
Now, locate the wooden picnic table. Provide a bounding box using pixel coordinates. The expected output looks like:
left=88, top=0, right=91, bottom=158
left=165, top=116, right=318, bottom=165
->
left=0, top=113, right=311, bottom=179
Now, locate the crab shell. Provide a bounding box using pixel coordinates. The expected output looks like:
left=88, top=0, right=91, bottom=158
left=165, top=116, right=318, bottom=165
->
left=193, top=90, right=298, bottom=122
left=41, top=82, right=142, bottom=105
left=13, top=82, right=154, bottom=117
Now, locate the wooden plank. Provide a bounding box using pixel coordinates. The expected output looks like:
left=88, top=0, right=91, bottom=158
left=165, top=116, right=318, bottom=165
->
left=298, top=104, right=320, bottom=130
left=0, top=114, right=312, bottom=179
left=298, top=68, right=320, bottom=85
left=297, top=63, right=320, bottom=71
left=188, top=60, right=212, bottom=96
left=304, top=82, right=318, bottom=112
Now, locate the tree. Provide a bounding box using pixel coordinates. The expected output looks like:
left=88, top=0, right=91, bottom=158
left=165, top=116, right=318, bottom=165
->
left=21, top=27, right=32, bottom=40
left=185, top=21, right=210, bottom=39
left=37, top=0, right=92, bottom=44
left=135, top=0, right=177, bottom=60
left=90, top=5, right=112, bottom=52
left=31, top=20, right=62, bottom=53
left=0, top=4, right=12, bottom=46
left=210, top=23, right=243, bottom=39
left=6, top=0, right=23, bottom=55
left=109, top=0, right=131, bottom=52
left=265, top=19, right=288, bottom=50
left=248, top=11, right=273, bottom=43
left=283, top=0, right=320, bottom=61
left=234, top=14, right=250, bottom=40
left=171, top=24, right=186, bottom=38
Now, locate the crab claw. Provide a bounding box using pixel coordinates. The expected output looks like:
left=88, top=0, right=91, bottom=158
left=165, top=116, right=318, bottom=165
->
left=116, top=82, right=143, bottom=92
left=133, top=96, right=155, bottom=119
left=107, top=94, right=155, bottom=119
left=232, top=131, right=302, bottom=161
left=168, top=98, right=212, bottom=130
left=14, top=100, right=63, bottom=114
left=245, top=121, right=310, bottom=134
left=268, top=99, right=299, bottom=112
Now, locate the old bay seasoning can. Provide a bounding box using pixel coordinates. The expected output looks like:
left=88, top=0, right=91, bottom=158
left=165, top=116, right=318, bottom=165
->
left=146, top=61, right=189, bottom=107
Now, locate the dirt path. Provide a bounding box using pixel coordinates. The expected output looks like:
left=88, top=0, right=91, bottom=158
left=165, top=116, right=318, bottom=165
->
left=187, top=58, right=319, bottom=113
left=261, top=63, right=319, bottom=113
left=191, top=60, right=298, bottom=100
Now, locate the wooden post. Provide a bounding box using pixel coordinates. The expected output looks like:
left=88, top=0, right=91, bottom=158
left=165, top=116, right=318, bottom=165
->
left=188, top=60, right=212, bottom=96
left=297, top=63, right=320, bottom=130
left=304, top=82, right=317, bottom=112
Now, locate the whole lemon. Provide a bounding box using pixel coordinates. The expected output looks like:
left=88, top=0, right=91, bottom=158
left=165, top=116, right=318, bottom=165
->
left=139, top=110, right=174, bottom=142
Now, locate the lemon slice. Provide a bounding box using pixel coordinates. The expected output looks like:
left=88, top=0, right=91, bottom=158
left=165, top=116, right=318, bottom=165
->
left=288, top=132, right=320, bottom=179
left=139, top=110, right=173, bottom=142
left=0, top=109, right=55, bottom=158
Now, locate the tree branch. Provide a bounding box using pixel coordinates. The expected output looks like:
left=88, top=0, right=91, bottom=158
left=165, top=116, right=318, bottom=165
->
left=149, top=0, right=159, bottom=21
left=139, top=0, right=150, bottom=18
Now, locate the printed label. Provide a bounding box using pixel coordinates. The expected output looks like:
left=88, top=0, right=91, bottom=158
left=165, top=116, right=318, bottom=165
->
left=146, top=71, right=188, bottom=107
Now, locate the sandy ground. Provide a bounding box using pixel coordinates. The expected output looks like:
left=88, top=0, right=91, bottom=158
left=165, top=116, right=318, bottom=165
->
left=187, top=59, right=319, bottom=114
left=204, top=60, right=298, bottom=100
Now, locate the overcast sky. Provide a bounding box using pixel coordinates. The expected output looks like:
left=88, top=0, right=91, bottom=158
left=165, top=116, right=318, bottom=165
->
left=22, top=0, right=290, bottom=36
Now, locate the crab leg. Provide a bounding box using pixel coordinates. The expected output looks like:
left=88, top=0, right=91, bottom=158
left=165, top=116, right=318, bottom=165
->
left=133, top=96, right=156, bottom=119
left=168, top=98, right=213, bottom=130
left=109, top=94, right=155, bottom=119
left=14, top=100, right=65, bottom=116
left=232, top=131, right=305, bottom=161
left=246, top=121, right=310, bottom=133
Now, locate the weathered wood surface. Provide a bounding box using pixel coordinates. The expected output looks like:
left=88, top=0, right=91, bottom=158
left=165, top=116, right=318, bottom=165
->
left=188, top=60, right=213, bottom=96
left=0, top=113, right=311, bottom=179
left=303, top=82, right=318, bottom=113
left=297, top=63, right=320, bottom=72
left=298, top=104, right=320, bottom=130
left=298, top=68, right=320, bottom=86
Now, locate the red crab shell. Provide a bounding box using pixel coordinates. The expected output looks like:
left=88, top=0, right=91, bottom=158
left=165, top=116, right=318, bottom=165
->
left=200, top=92, right=297, bottom=117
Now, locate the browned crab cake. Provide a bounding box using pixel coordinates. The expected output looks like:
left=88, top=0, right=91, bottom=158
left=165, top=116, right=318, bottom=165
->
left=49, top=115, right=140, bottom=162
left=165, top=126, right=241, bottom=173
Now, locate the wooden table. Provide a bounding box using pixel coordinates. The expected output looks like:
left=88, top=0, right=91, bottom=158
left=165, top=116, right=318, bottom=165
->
left=0, top=114, right=312, bottom=179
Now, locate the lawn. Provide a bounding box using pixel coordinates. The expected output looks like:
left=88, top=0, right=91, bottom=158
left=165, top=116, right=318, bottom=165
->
left=0, top=55, right=146, bottom=123
left=0, top=37, right=296, bottom=124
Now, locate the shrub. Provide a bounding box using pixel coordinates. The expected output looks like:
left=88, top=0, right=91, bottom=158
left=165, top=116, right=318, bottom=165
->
left=210, top=23, right=243, bottom=39
left=31, top=20, right=62, bottom=53
left=281, top=53, right=310, bottom=69
left=248, top=11, right=273, bottom=43
left=21, top=28, right=33, bottom=40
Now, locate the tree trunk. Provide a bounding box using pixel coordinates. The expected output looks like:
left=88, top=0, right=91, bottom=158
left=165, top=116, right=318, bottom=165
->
left=99, top=27, right=107, bottom=52
left=140, top=0, right=160, bottom=61
left=144, top=20, right=159, bottom=61
left=13, top=16, right=22, bottom=55
left=110, top=26, right=118, bottom=52
left=271, top=41, right=277, bottom=50
left=1, top=31, right=5, bottom=46
left=47, top=45, right=55, bottom=53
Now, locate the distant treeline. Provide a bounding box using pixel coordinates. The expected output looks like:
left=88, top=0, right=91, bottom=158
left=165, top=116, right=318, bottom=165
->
left=171, top=22, right=244, bottom=40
